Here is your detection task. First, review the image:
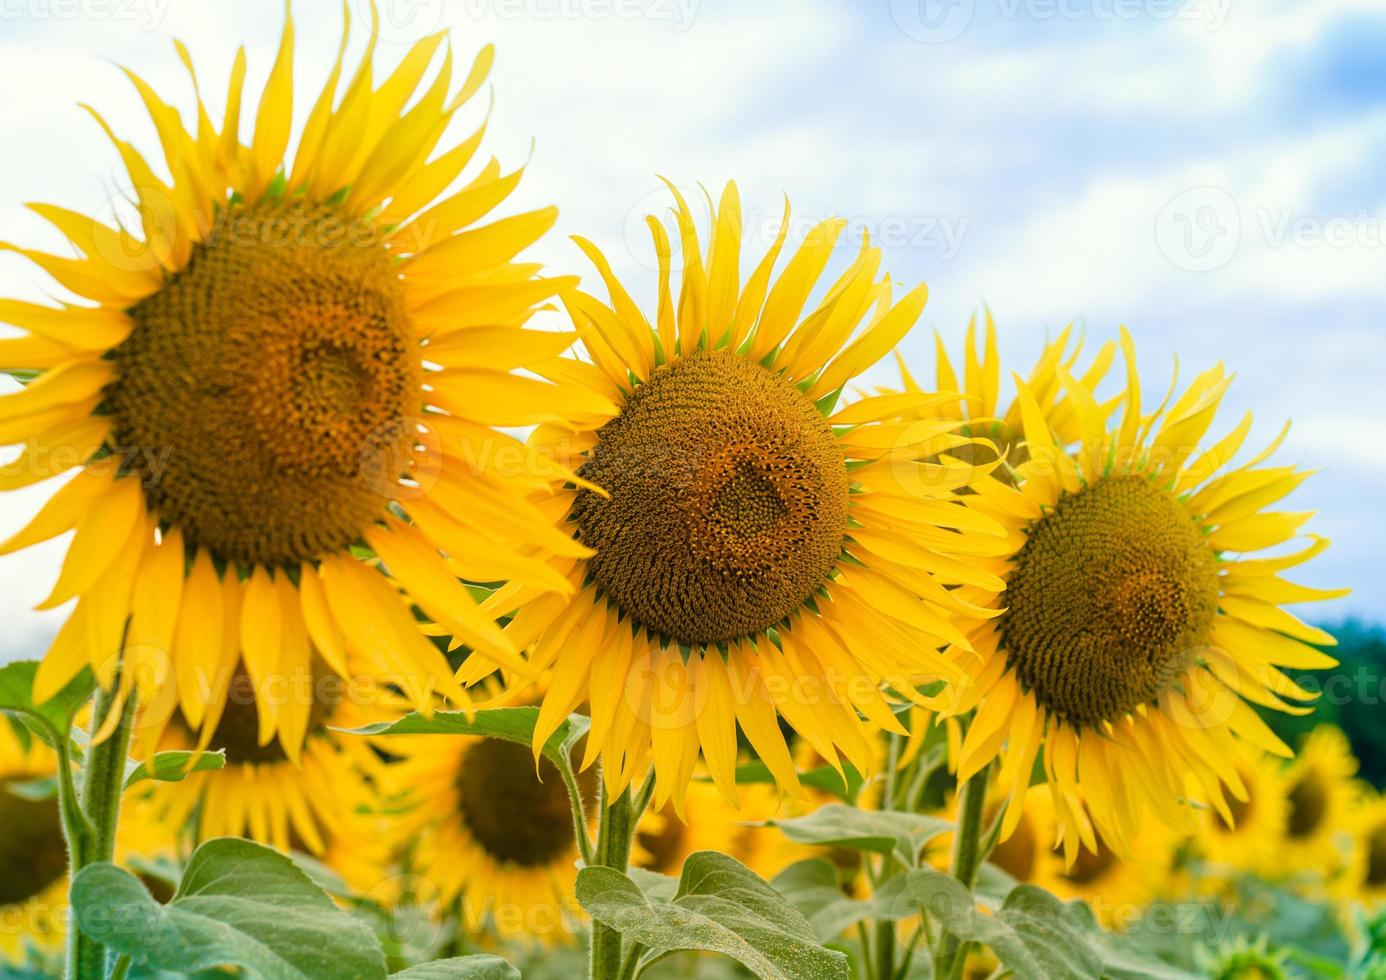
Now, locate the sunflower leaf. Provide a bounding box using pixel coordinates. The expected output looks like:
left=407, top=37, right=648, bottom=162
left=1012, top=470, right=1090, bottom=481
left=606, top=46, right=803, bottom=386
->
left=770, top=860, right=920, bottom=942
left=389, top=955, right=520, bottom=979
left=576, top=851, right=850, bottom=980
left=764, top=802, right=951, bottom=866
left=890, top=870, right=1105, bottom=980
left=123, top=749, right=227, bottom=790
left=70, top=837, right=388, bottom=980
left=335, top=706, right=590, bottom=769
left=0, top=660, right=94, bottom=747
left=734, top=760, right=864, bottom=802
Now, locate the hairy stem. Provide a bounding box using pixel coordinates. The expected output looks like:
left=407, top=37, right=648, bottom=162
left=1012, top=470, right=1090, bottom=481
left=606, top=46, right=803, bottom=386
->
left=588, top=774, right=642, bottom=980
left=934, top=761, right=989, bottom=980
left=67, top=683, right=136, bottom=980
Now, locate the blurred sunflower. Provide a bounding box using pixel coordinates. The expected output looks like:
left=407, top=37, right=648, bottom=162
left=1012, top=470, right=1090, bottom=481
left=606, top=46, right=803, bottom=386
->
left=385, top=734, right=595, bottom=946
left=482, top=181, right=1002, bottom=808
left=634, top=777, right=742, bottom=877
left=0, top=722, right=171, bottom=965
left=1027, top=785, right=1180, bottom=926
left=0, top=726, right=66, bottom=964
left=147, top=661, right=393, bottom=864
left=925, top=317, right=1345, bottom=860
left=0, top=4, right=587, bottom=736
left=1280, top=726, right=1358, bottom=865
left=1193, top=749, right=1289, bottom=877
left=1344, top=791, right=1386, bottom=906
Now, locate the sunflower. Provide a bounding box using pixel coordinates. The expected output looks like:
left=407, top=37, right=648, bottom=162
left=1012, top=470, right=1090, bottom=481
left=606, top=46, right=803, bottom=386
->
left=0, top=4, right=587, bottom=739
left=1192, top=748, right=1290, bottom=878
left=480, top=181, right=1003, bottom=809
left=0, top=721, right=172, bottom=966
left=1343, top=790, right=1386, bottom=906
left=634, top=776, right=743, bottom=877
left=147, top=660, right=394, bottom=868
left=384, top=734, right=596, bottom=946
left=1027, top=785, right=1181, bottom=927
left=0, top=725, right=67, bottom=964
left=1280, top=725, right=1359, bottom=866
left=927, top=316, right=1346, bottom=861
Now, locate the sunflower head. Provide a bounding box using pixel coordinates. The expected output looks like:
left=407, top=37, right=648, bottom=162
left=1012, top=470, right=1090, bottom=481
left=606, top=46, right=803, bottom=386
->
left=496, top=181, right=1003, bottom=808
left=1197, top=935, right=1291, bottom=980
left=933, top=318, right=1345, bottom=863
left=0, top=728, right=66, bottom=963
left=386, top=734, right=596, bottom=945
left=1280, top=725, right=1359, bottom=857
left=1002, top=473, right=1221, bottom=726
left=113, top=200, right=420, bottom=567
left=571, top=348, right=850, bottom=646
left=2, top=4, right=588, bottom=745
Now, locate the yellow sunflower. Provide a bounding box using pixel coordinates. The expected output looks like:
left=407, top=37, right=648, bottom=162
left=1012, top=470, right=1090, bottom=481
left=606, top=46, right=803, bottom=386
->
left=1342, top=790, right=1386, bottom=906
left=636, top=774, right=818, bottom=883
left=1027, top=785, right=1181, bottom=928
left=0, top=722, right=172, bottom=965
left=0, top=725, right=66, bottom=964
left=481, top=181, right=1003, bottom=809
left=1192, top=748, right=1290, bottom=878
left=0, top=4, right=587, bottom=739
left=384, top=734, right=595, bottom=946
left=928, top=317, right=1345, bottom=861
left=1280, top=725, right=1359, bottom=865
left=147, top=662, right=392, bottom=867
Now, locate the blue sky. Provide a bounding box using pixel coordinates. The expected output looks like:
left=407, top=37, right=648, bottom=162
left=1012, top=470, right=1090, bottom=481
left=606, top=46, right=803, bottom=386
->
left=0, top=0, right=1382, bottom=660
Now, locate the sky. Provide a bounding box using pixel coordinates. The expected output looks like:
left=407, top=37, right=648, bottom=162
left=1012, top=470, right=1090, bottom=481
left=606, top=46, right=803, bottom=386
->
left=0, top=0, right=1382, bottom=662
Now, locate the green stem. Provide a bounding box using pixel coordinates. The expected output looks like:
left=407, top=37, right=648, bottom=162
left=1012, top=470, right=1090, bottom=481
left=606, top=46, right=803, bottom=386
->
left=67, top=683, right=137, bottom=980
left=108, top=955, right=132, bottom=980
left=934, top=762, right=989, bottom=980
left=588, top=773, right=646, bottom=980
left=894, top=921, right=926, bottom=980
left=857, top=922, right=875, bottom=980
left=874, top=732, right=902, bottom=980
left=561, top=758, right=595, bottom=867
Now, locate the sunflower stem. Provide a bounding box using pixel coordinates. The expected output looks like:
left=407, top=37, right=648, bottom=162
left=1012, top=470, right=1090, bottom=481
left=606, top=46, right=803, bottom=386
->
left=589, top=772, right=642, bottom=980
left=67, top=681, right=137, bottom=980
left=561, top=757, right=595, bottom=867
left=874, top=732, right=903, bottom=980
left=934, top=761, right=989, bottom=980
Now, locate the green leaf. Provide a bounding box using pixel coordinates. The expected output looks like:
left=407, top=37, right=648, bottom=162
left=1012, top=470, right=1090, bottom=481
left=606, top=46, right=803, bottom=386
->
left=770, top=859, right=884, bottom=942
left=71, top=837, right=388, bottom=980
left=390, top=955, right=520, bottom=979
left=124, top=750, right=227, bottom=789
left=626, top=866, right=680, bottom=903
left=0, top=660, right=93, bottom=745
left=766, top=803, right=951, bottom=866
left=576, top=851, right=850, bottom=980
left=734, top=761, right=864, bottom=802
left=337, top=706, right=589, bottom=768
left=4, top=775, right=58, bottom=801
left=892, top=871, right=1104, bottom=980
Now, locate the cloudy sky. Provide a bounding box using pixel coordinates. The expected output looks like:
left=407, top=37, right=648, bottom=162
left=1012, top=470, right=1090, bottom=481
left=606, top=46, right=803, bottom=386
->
left=1, top=0, right=1382, bottom=660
